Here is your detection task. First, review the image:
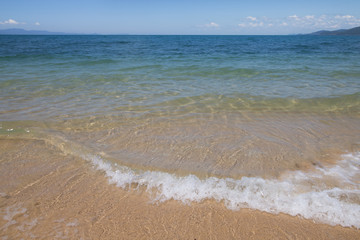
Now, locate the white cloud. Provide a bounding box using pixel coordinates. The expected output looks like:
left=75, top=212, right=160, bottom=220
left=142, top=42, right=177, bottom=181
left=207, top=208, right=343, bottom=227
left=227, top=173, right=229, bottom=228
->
left=246, top=16, right=257, bottom=21
left=205, top=22, right=219, bottom=27
left=249, top=22, right=264, bottom=27
left=0, top=18, right=20, bottom=24
left=349, top=21, right=360, bottom=26
left=237, top=14, right=359, bottom=32
left=288, top=15, right=300, bottom=21
left=330, top=24, right=340, bottom=29
left=303, top=14, right=359, bottom=29
left=335, top=15, right=354, bottom=19
left=35, top=22, right=40, bottom=26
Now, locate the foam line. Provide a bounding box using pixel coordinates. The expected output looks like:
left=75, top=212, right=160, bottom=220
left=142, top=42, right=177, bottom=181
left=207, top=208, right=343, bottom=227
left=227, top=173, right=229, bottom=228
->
left=84, top=152, right=360, bottom=228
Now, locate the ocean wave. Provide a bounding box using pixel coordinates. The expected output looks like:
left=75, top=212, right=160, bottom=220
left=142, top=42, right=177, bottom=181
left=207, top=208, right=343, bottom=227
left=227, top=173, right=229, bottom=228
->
left=4, top=126, right=360, bottom=228
left=84, top=152, right=360, bottom=228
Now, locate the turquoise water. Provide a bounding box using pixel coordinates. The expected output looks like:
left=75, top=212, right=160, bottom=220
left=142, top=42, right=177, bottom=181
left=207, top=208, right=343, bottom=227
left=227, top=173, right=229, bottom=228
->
left=1, top=35, right=360, bottom=227
left=1, top=35, right=360, bottom=121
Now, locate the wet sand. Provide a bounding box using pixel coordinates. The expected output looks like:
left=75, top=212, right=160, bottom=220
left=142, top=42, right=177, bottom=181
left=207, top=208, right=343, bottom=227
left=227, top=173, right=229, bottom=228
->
left=1, top=138, right=359, bottom=239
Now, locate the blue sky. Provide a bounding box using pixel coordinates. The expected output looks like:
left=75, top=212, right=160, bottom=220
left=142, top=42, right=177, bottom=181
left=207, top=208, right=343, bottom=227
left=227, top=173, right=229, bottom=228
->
left=1, top=0, right=360, bottom=34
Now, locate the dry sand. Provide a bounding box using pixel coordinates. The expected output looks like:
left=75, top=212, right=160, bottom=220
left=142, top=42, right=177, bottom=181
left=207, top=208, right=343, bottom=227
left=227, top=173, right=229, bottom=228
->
left=1, top=138, right=359, bottom=239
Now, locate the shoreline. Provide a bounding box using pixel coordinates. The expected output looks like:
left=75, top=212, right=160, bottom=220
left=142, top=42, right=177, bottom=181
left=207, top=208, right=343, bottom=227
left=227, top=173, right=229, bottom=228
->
left=2, top=112, right=359, bottom=180
left=1, top=138, right=359, bottom=239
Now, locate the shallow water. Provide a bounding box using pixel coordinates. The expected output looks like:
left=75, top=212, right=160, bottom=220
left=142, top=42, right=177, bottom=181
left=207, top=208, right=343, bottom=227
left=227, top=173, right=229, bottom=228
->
left=1, top=35, right=360, bottom=227
left=2, top=138, right=359, bottom=239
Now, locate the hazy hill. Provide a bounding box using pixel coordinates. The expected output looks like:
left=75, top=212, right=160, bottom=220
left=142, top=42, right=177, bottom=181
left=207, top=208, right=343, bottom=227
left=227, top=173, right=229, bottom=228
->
left=309, top=26, right=360, bottom=35
left=0, top=28, right=73, bottom=35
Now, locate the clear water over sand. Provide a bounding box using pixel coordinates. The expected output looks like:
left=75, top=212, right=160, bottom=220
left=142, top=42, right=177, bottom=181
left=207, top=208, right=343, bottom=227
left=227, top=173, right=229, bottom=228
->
left=1, top=35, right=360, bottom=229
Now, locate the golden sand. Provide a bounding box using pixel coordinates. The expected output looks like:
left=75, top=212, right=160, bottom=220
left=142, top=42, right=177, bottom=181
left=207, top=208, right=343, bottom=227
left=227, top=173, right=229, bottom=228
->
left=1, top=138, right=359, bottom=239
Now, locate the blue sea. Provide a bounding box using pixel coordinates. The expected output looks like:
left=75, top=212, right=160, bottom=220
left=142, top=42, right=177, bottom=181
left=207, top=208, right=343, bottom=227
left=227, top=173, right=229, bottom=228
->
left=1, top=35, right=360, bottom=227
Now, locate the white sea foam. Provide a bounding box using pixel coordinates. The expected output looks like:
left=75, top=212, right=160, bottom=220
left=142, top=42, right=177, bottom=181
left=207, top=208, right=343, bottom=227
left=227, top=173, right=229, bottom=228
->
left=84, top=152, right=360, bottom=228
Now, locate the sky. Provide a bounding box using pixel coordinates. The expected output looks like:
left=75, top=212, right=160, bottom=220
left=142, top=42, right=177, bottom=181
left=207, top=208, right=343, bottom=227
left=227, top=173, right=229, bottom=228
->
left=1, top=0, right=360, bottom=35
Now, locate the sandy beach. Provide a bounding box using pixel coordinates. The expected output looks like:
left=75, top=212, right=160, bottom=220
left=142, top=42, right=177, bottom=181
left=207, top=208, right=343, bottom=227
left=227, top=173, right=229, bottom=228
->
left=1, top=138, right=359, bottom=239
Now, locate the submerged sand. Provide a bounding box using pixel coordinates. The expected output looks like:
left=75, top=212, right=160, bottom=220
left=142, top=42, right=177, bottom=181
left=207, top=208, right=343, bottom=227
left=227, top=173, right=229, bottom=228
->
left=1, top=138, right=359, bottom=239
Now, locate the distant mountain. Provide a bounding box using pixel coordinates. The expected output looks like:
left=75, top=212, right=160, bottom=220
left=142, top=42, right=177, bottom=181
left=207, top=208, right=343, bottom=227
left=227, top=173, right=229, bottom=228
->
left=308, top=26, right=360, bottom=36
left=0, top=28, right=76, bottom=35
